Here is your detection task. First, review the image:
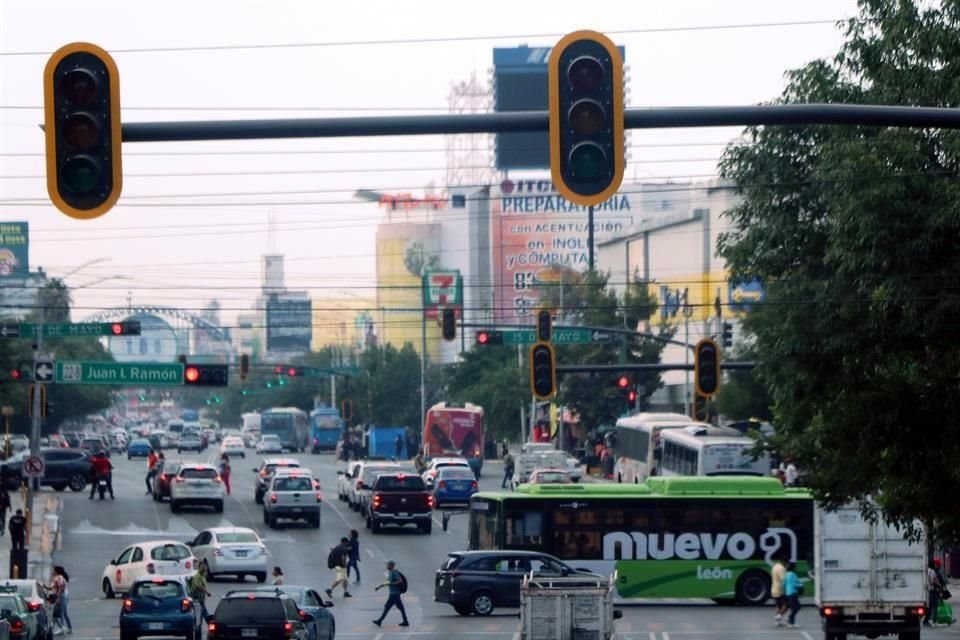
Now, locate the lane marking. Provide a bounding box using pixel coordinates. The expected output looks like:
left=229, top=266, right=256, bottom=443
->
left=663, top=633, right=670, bottom=640
left=512, top=632, right=520, bottom=640
left=649, top=633, right=658, bottom=640
left=366, top=548, right=375, bottom=558
left=801, top=632, right=813, bottom=640
left=373, top=633, right=383, bottom=640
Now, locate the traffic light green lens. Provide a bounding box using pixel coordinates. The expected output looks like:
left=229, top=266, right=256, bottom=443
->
left=62, top=156, right=100, bottom=194
left=568, top=100, right=605, bottom=136
left=63, top=113, right=99, bottom=149
left=569, top=143, right=608, bottom=180
left=567, top=56, right=603, bottom=93
left=60, top=69, right=99, bottom=106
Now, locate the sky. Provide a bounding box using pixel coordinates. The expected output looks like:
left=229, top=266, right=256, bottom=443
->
left=0, top=0, right=861, bottom=330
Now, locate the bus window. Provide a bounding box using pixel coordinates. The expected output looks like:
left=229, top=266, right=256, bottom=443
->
left=505, top=511, right=543, bottom=547
left=552, top=509, right=603, bottom=559
left=470, top=507, right=498, bottom=550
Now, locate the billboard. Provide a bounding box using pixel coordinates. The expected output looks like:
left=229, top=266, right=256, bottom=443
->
left=266, top=297, right=312, bottom=353
left=491, top=178, right=635, bottom=322
left=0, top=222, right=28, bottom=277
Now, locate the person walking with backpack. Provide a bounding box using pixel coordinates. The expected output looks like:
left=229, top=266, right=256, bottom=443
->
left=347, top=529, right=360, bottom=584
left=372, top=560, right=409, bottom=628
left=501, top=452, right=514, bottom=489
left=784, top=561, right=803, bottom=628
left=325, top=538, right=353, bottom=598
left=46, top=565, right=72, bottom=634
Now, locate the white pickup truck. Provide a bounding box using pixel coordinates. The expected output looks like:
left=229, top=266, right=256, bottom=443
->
left=514, top=443, right=582, bottom=487
left=815, top=503, right=927, bottom=640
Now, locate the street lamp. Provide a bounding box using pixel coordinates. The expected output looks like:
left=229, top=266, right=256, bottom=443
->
left=57, top=257, right=111, bottom=281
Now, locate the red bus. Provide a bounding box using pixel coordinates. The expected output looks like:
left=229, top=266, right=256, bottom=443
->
left=423, top=402, right=485, bottom=477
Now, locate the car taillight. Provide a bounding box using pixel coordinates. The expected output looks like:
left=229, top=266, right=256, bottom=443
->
left=9, top=619, right=23, bottom=633
left=26, top=601, right=41, bottom=612
left=260, top=471, right=269, bottom=478
left=438, top=481, right=446, bottom=489
left=427, top=495, right=435, bottom=509
left=373, top=495, right=382, bottom=509
left=471, top=481, right=478, bottom=490
left=821, top=606, right=841, bottom=617
left=356, top=480, right=363, bottom=489
left=160, top=474, right=168, bottom=481
left=316, top=492, right=323, bottom=503
left=181, top=598, right=192, bottom=612
left=123, top=599, right=134, bottom=613
left=207, top=622, right=217, bottom=637
left=908, top=606, right=925, bottom=617
left=146, top=563, right=155, bottom=574
left=299, top=610, right=308, bottom=620
left=214, top=475, right=223, bottom=484
left=283, top=622, right=294, bottom=638
left=270, top=494, right=278, bottom=503
left=174, top=477, right=185, bottom=483
left=185, top=560, right=192, bottom=569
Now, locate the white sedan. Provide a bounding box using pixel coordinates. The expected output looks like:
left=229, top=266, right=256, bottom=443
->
left=220, top=436, right=246, bottom=458
left=422, top=457, right=472, bottom=489
left=256, top=435, right=284, bottom=455
left=187, top=527, right=268, bottom=582
left=101, top=540, right=197, bottom=598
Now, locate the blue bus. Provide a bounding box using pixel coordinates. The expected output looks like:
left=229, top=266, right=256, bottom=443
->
left=310, top=407, right=344, bottom=453
left=181, top=409, right=199, bottom=422
left=260, top=408, right=309, bottom=453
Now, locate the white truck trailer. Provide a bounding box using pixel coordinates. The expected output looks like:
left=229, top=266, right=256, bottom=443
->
left=815, top=503, right=927, bottom=640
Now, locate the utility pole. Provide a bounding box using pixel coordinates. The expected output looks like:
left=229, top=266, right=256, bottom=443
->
left=682, top=289, right=693, bottom=416
left=27, top=310, right=44, bottom=538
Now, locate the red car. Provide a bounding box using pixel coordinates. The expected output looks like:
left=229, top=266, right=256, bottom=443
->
left=151, top=462, right=183, bottom=502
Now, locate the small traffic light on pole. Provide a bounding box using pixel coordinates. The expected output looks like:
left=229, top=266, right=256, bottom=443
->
left=110, top=321, right=141, bottom=336
left=183, top=364, right=229, bottom=387
left=549, top=31, right=625, bottom=207
left=239, top=354, right=250, bottom=381
left=529, top=342, right=557, bottom=400
left=441, top=308, right=457, bottom=341
left=694, top=338, right=721, bottom=396
left=475, top=330, right=503, bottom=346
left=341, top=399, right=353, bottom=423
left=721, top=322, right=733, bottom=349
left=44, top=43, right=122, bottom=219
left=692, top=392, right=709, bottom=422
left=536, top=309, right=552, bottom=342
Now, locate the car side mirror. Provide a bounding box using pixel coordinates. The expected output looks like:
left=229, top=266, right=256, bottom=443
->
left=252, top=468, right=258, bottom=473
left=185, top=541, right=194, bottom=547
left=109, top=559, right=117, bottom=565
left=613, top=610, right=623, bottom=620
left=322, top=600, right=334, bottom=608
left=336, top=471, right=344, bottom=476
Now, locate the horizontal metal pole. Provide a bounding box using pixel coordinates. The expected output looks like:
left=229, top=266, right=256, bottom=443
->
left=557, top=362, right=755, bottom=373
left=120, top=104, right=960, bottom=143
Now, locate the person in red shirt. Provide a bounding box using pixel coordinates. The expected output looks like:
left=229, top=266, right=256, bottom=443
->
left=89, top=452, right=114, bottom=499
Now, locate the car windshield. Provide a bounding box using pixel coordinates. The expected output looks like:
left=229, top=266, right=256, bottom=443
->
left=440, top=468, right=475, bottom=480
left=261, top=435, right=280, bottom=441
left=132, top=581, right=183, bottom=599
left=150, top=544, right=191, bottom=561
left=0, top=584, right=32, bottom=598
left=215, top=597, right=283, bottom=622
left=376, top=475, right=425, bottom=490
left=274, top=477, right=313, bottom=491
left=265, top=463, right=298, bottom=473
left=180, top=468, right=217, bottom=480
left=534, top=472, right=570, bottom=483
left=131, top=439, right=150, bottom=446
left=0, top=594, right=21, bottom=613
left=215, top=531, right=259, bottom=544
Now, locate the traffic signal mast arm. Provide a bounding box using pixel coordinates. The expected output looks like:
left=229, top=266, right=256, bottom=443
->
left=556, top=362, right=754, bottom=372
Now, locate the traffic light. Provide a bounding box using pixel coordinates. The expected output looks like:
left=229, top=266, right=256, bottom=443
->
left=475, top=330, right=504, bottom=346
left=110, top=321, right=141, bottom=336
left=241, top=389, right=250, bottom=396
left=341, top=399, right=353, bottom=423
left=239, top=354, right=250, bottom=381
left=286, top=367, right=300, bottom=377
left=548, top=31, right=624, bottom=207
left=536, top=309, right=552, bottom=342
left=43, top=42, right=122, bottom=219
left=692, top=392, right=709, bottom=422
left=28, top=384, right=48, bottom=418
left=529, top=342, right=557, bottom=400
left=616, top=375, right=630, bottom=390
left=628, top=389, right=638, bottom=404
left=694, top=338, right=721, bottom=396
left=721, top=322, right=733, bottom=349
left=441, top=308, right=457, bottom=341
left=183, top=363, right=228, bottom=387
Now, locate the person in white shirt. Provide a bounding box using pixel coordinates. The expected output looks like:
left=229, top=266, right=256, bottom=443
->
left=784, top=461, right=799, bottom=487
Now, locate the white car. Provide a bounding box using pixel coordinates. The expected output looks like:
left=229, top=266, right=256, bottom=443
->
left=256, top=435, right=284, bottom=455
left=422, top=457, right=472, bottom=489
left=263, top=470, right=321, bottom=528
left=100, top=540, right=197, bottom=598
left=220, top=436, right=246, bottom=458
left=169, top=464, right=225, bottom=513
left=187, top=527, right=268, bottom=582
left=345, top=461, right=400, bottom=511
left=336, top=460, right=363, bottom=502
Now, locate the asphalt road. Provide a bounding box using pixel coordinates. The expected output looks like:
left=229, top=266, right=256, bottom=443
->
left=53, top=450, right=958, bottom=640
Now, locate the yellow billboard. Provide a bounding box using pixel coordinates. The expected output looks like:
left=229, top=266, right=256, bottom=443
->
left=650, top=270, right=763, bottom=323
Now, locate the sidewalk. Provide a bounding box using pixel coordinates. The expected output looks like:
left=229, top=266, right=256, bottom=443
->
left=0, top=489, right=61, bottom=581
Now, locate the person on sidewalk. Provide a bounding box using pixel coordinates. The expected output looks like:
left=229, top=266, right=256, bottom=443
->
left=8, top=509, right=26, bottom=550
left=325, top=538, right=353, bottom=598
left=372, top=560, right=409, bottom=628
left=0, top=486, right=10, bottom=536
left=47, top=565, right=72, bottom=635
left=347, top=529, right=361, bottom=584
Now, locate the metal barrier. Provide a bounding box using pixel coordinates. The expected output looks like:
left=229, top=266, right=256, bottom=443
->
left=520, top=572, right=621, bottom=640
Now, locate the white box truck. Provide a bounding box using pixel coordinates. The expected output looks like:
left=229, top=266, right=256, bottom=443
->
left=815, top=503, right=927, bottom=640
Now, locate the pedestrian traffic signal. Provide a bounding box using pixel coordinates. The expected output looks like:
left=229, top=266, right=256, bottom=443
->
left=475, top=330, right=503, bottom=346
left=183, top=363, right=228, bottom=387
left=694, top=338, right=721, bottom=396
left=529, top=342, right=557, bottom=400
left=239, top=354, right=250, bottom=381
left=43, top=42, right=122, bottom=219
left=341, top=399, right=353, bottom=423
left=441, top=308, right=457, bottom=341
left=548, top=31, right=624, bottom=207
left=627, top=389, right=638, bottom=404
left=110, top=321, right=141, bottom=336
left=536, top=309, right=552, bottom=342
left=721, top=322, right=733, bottom=349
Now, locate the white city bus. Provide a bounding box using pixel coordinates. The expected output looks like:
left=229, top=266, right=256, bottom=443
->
left=610, top=413, right=696, bottom=484
left=658, top=425, right=770, bottom=477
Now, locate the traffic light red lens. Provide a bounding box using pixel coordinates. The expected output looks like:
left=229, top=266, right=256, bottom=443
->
left=111, top=323, right=123, bottom=335
left=62, top=156, right=100, bottom=193
left=567, top=56, right=604, bottom=93
left=60, top=69, right=99, bottom=106
left=617, top=376, right=629, bottom=388
left=568, top=100, right=605, bottom=136
left=10, top=370, right=20, bottom=380
left=569, top=142, right=608, bottom=180
left=62, top=113, right=99, bottom=149
left=185, top=367, right=200, bottom=383
left=287, top=368, right=297, bottom=377
left=477, top=332, right=489, bottom=345
left=274, top=366, right=282, bottom=374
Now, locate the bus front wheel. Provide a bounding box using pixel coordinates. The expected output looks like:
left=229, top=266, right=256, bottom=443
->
left=734, top=569, right=770, bottom=606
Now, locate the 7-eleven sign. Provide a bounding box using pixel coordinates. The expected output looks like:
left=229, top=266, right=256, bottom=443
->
left=422, top=270, right=463, bottom=317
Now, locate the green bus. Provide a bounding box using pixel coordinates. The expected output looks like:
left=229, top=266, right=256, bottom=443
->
left=467, top=476, right=813, bottom=604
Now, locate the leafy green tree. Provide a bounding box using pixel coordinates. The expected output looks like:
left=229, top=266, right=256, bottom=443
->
left=717, top=0, right=960, bottom=539
left=713, top=343, right=774, bottom=422
left=447, top=344, right=527, bottom=441
left=539, top=271, right=670, bottom=431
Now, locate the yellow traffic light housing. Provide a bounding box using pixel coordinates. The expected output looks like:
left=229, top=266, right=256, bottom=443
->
left=529, top=341, right=557, bottom=400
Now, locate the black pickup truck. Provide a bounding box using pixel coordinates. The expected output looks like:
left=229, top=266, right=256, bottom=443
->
left=364, top=473, right=434, bottom=534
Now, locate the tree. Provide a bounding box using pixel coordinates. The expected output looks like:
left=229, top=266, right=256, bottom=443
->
left=713, top=343, right=774, bottom=422
left=539, top=271, right=670, bottom=431
left=717, top=0, right=960, bottom=539
left=447, top=344, right=527, bottom=441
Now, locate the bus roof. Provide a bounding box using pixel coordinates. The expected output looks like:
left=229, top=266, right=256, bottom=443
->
left=428, top=402, right=483, bottom=414
left=475, top=476, right=807, bottom=500
left=262, top=407, right=307, bottom=415
left=659, top=428, right=755, bottom=447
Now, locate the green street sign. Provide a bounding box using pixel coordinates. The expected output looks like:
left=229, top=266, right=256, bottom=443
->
left=55, top=361, right=184, bottom=386
left=501, top=328, right=612, bottom=345
left=8, top=322, right=140, bottom=338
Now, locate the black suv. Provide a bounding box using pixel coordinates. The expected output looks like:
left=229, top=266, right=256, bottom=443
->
left=0, top=448, right=92, bottom=492
left=209, top=591, right=312, bottom=640
left=434, top=550, right=602, bottom=616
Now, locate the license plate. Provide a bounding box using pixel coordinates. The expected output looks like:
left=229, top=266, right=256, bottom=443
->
left=291, top=507, right=301, bottom=512
left=146, top=623, right=165, bottom=630
left=235, top=550, right=247, bottom=557
left=242, top=629, right=258, bottom=637
left=398, top=512, right=409, bottom=517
